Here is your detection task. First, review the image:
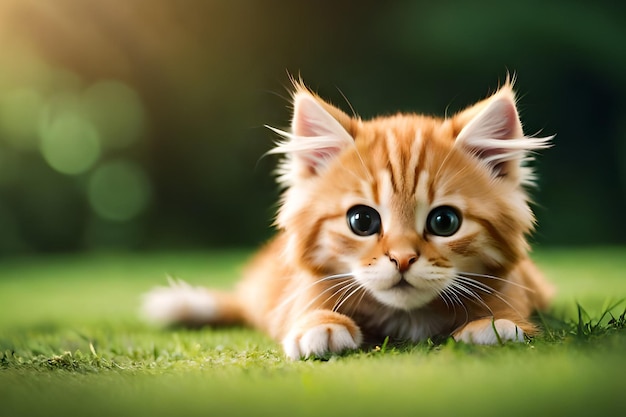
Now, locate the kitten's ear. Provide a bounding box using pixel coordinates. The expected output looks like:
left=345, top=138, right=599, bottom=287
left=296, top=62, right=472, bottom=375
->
left=455, top=85, right=551, bottom=182
left=268, top=86, right=354, bottom=185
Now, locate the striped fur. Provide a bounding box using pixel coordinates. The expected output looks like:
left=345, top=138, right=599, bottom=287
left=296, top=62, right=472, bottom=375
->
left=142, top=79, right=554, bottom=359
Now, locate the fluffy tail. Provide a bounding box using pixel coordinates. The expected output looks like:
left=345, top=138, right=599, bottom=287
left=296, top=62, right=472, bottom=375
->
left=140, top=278, right=243, bottom=327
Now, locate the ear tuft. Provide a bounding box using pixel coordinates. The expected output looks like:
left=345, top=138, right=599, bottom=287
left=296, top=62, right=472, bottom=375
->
left=267, top=87, right=354, bottom=186
left=455, top=87, right=552, bottom=182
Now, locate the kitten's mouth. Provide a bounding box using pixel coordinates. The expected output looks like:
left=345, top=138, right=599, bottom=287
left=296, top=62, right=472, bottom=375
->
left=391, top=278, right=414, bottom=290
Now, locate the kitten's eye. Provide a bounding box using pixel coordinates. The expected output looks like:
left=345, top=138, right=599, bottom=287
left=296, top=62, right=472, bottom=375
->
left=347, top=205, right=381, bottom=236
left=426, top=206, right=462, bottom=237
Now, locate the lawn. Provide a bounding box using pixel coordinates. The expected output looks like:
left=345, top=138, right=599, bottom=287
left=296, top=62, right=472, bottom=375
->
left=1, top=247, right=625, bottom=417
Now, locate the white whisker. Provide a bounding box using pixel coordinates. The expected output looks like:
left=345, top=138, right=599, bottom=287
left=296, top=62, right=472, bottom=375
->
left=438, top=291, right=451, bottom=308
left=295, top=280, right=355, bottom=317
left=436, top=162, right=472, bottom=191
left=336, top=159, right=373, bottom=186
left=444, top=285, right=464, bottom=306
left=454, top=275, right=525, bottom=319
left=458, top=271, right=535, bottom=293
left=444, top=285, right=470, bottom=322
left=433, top=145, right=457, bottom=184
left=438, top=288, right=461, bottom=326
left=331, top=281, right=361, bottom=312
left=449, top=281, right=495, bottom=317
left=350, top=143, right=374, bottom=184
left=348, top=286, right=369, bottom=317
left=451, top=280, right=484, bottom=300
left=333, top=283, right=365, bottom=313
left=271, top=273, right=354, bottom=314
left=455, top=277, right=494, bottom=295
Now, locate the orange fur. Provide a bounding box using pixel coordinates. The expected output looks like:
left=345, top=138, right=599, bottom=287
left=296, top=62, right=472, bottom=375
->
left=142, top=79, right=554, bottom=359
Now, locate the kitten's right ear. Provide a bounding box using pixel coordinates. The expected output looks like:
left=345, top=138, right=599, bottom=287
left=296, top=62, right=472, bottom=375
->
left=267, top=87, right=354, bottom=185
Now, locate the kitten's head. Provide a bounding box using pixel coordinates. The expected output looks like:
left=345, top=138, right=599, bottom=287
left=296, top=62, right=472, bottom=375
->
left=268, top=80, right=551, bottom=311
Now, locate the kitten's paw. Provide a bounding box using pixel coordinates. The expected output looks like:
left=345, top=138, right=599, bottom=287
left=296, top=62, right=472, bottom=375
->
left=454, top=318, right=524, bottom=345
left=141, top=278, right=218, bottom=326
left=282, top=323, right=362, bottom=360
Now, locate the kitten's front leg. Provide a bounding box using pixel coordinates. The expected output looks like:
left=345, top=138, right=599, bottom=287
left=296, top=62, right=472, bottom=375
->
left=453, top=318, right=525, bottom=344
left=282, top=310, right=363, bottom=360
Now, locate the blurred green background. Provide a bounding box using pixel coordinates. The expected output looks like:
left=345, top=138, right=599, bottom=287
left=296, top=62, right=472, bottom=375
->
left=0, top=0, right=624, bottom=254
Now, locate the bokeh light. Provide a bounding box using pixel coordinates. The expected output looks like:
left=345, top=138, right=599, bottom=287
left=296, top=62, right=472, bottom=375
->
left=87, top=160, right=152, bottom=222
left=39, top=110, right=101, bottom=175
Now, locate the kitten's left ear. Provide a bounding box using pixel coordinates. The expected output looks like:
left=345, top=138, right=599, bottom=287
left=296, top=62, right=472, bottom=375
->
left=455, top=86, right=552, bottom=182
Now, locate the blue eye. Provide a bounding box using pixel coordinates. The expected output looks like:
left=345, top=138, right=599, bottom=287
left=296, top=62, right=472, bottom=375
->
left=347, top=205, right=381, bottom=236
left=426, top=206, right=462, bottom=237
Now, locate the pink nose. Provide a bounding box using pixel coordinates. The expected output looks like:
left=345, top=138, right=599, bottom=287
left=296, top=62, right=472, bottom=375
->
left=388, top=252, right=418, bottom=273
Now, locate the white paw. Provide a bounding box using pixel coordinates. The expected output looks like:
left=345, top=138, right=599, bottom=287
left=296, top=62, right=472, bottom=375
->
left=454, top=319, right=525, bottom=345
left=282, top=323, right=362, bottom=360
left=140, top=278, right=217, bottom=326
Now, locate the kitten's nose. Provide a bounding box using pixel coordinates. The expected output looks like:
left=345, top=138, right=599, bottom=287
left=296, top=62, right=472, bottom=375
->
left=388, top=252, right=418, bottom=273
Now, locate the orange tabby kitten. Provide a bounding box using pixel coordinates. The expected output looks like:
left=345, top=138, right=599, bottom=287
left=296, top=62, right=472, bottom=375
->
left=142, top=78, right=554, bottom=359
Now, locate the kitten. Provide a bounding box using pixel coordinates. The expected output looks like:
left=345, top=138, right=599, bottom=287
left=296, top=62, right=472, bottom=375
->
left=142, top=78, right=554, bottom=360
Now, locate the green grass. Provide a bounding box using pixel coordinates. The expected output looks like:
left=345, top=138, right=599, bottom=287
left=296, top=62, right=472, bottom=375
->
left=1, top=247, right=625, bottom=417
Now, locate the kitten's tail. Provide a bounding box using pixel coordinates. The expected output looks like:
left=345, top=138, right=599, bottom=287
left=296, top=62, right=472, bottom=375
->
left=140, top=277, right=243, bottom=327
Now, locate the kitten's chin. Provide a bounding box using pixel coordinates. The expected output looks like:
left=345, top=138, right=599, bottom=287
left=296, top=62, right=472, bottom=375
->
left=370, top=287, right=439, bottom=311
